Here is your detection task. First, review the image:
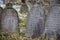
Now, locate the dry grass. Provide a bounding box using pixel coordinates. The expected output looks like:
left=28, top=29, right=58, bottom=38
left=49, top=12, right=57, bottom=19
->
left=0, top=32, right=56, bottom=40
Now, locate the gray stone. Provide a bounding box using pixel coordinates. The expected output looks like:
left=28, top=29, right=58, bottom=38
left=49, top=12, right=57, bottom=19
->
left=25, top=5, right=45, bottom=38
left=1, top=6, right=19, bottom=33
left=45, top=0, right=60, bottom=38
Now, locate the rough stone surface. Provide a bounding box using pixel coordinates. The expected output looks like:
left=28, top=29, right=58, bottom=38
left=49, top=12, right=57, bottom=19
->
left=1, top=7, right=19, bottom=33
left=45, top=5, right=60, bottom=38
left=25, top=5, right=45, bottom=38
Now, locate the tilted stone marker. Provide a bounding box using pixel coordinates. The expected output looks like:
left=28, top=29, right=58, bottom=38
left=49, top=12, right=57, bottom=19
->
left=45, top=0, right=60, bottom=40
left=25, top=5, right=45, bottom=38
left=1, top=3, right=19, bottom=33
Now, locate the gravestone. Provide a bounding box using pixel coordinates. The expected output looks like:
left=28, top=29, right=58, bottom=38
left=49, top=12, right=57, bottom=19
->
left=1, top=3, right=19, bottom=33
left=0, top=7, right=3, bottom=32
left=45, top=0, right=60, bottom=40
left=25, top=5, right=45, bottom=38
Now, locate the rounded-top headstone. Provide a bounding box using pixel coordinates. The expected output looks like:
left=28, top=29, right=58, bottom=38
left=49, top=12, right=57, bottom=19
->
left=1, top=3, right=19, bottom=33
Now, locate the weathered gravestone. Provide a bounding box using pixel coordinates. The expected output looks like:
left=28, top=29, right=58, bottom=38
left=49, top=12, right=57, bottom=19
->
left=25, top=5, right=45, bottom=38
left=1, top=3, right=19, bottom=34
left=45, top=0, right=60, bottom=40
left=0, top=7, right=3, bottom=32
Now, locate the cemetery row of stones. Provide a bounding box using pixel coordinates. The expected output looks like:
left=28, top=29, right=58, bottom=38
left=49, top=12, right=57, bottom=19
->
left=25, top=0, right=60, bottom=40
left=0, top=0, right=60, bottom=40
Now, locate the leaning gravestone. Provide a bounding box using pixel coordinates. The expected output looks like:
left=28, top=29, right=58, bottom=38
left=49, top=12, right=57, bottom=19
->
left=25, top=5, right=45, bottom=38
left=45, top=0, right=60, bottom=40
left=1, top=3, right=19, bottom=34
left=0, top=7, right=3, bottom=32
